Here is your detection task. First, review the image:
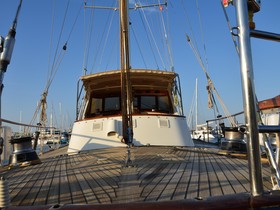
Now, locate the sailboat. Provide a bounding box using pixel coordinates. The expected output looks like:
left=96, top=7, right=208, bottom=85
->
left=189, top=78, right=218, bottom=142
left=2, top=0, right=280, bottom=209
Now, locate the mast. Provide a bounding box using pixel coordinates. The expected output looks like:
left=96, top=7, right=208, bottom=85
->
left=235, top=0, right=263, bottom=196
left=195, top=78, right=198, bottom=131
left=120, top=0, right=133, bottom=146
left=0, top=0, right=22, bottom=127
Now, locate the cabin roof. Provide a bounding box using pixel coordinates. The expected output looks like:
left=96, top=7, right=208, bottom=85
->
left=259, top=95, right=280, bottom=110
left=81, top=69, right=177, bottom=93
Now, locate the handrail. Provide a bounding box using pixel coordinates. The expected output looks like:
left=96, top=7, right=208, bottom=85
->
left=0, top=118, right=55, bottom=129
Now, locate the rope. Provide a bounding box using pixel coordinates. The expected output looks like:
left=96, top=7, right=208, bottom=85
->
left=1, top=118, right=55, bottom=129
left=186, top=35, right=237, bottom=126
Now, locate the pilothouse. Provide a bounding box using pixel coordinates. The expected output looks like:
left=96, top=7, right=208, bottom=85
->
left=67, top=0, right=193, bottom=153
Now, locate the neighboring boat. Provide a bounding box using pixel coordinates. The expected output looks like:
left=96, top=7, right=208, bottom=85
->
left=191, top=124, right=217, bottom=141
left=188, top=79, right=219, bottom=143
left=258, top=95, right=280, bottom=146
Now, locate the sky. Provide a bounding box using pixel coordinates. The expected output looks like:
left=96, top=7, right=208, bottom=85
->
left=0, top=0, right=279, bottom=133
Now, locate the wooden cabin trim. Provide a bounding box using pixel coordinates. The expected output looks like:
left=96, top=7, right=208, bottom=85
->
left=259, top=95, right=280, bottom=110
left=76, top=113, right=186, bottom=122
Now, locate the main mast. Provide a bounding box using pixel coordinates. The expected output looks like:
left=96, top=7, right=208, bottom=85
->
left=120, top=0, right=133, bottom=146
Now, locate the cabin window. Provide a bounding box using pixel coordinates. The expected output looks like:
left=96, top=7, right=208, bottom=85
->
left=86, top=93, right=172, bottom=118
left=87, top=96, right=120, bottom=117
left=90, top=98, right=102, bottom=114
left=158, top=96, right=170, bottom=112
left=141, top=96, right=156, bottom=110
left=135, top=94, right=172, bottom=113
left=104, top=96, right=120, bottom=111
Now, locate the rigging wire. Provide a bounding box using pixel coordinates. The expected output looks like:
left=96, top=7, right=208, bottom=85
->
left=98, top=7, right=117, bottom=71
left=157, top=0, right=174, bottom=71
left=46, top=0, right=70, bottom=92
left=195, top=0, right=209, bottom=71
left=180, top=0, right=201, bottom=65
left=182, top=1, right=237, bottom=126
left=136, top=7, right=159, bottom=69
left=131, top=24, right=148, bottom=69
left=28, top=0, right=82, bottom=132
left=220, top=0, right=240, bottom=56
left=136, top=0, right=166, bottom=70
left=186, top=35, right=237, bottom=127
left=83, top=0, right=95, bottom=75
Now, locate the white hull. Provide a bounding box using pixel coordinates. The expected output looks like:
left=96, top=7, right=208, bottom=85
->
left=68, top=115, right=193, bottom=153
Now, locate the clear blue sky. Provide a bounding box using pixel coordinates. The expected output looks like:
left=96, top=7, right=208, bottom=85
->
left=1, top=0, right=279, bottom=132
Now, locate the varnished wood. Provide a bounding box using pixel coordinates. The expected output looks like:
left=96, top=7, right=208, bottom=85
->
left=1, top=146, right=273, bottom=207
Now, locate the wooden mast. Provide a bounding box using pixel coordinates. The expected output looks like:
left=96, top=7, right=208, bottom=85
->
left=120, top=0, right=133, bottom=145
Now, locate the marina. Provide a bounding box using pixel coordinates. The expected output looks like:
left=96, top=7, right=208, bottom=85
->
left=0, top=0, right=280, bottom=209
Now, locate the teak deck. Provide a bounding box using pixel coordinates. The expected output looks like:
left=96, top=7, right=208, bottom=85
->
left=1, top=146, right=273, bottom=207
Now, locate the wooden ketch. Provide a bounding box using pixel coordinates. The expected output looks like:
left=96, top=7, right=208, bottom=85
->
left=2, top=0, right=280, bottom=209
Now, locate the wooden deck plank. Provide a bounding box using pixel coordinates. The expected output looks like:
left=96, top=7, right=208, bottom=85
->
left=58, top=156, right=72, bottom=204
left=114, top=166, right=142, bottom=203
left=157, top=162, right=186, bottom=201
left=46, top=158, right=62, bottom=205
left=9, top=162, right=51, bottom=206
left=94, top=160, right=120, bottom=201
left=231, top=156, right=272, bottom=190
left=216, top=155, right=247, bottom=194
left=203, top=150, right=223, bottom=197
left=8, top=165, right=37, bottom=194
left=209, top=153, right=235, bottom=195
left=142, top=163, right=174, bottom=202
left=172, top=149, right=194, bottom=200
left=87, top=163, right=117, bottom=204
left=153, top=148, right=193, bottom=201
left=1, top=146, right=275, bottom=207
left=221, top=155, right=250, bottom=193
left=197, top=149, right=211, bottom=198
left=78, top=167, right=104, bottom=204
left=32, top=158, right=60, bottom=205
left=185, top=148, right=200, bottom=199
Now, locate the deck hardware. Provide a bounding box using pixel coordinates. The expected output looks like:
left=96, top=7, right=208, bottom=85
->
left=9, top=136, right=41, bottom=166
left=238, top=125, right=247, bottom=134
left=49, top=204, right=62, bottom=209
left=231, top=27, right=239, bottom=37
left=195, top=196, right=203, bottom=200
left=124, top=145, right=133, bottom=167
left=222, top=0, right=233, bottom=7
left=0, top=176, right=10, bottom=208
